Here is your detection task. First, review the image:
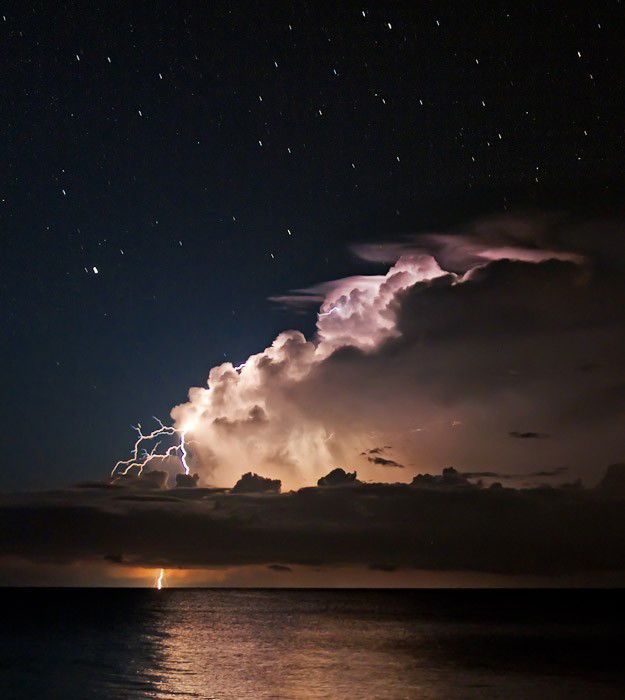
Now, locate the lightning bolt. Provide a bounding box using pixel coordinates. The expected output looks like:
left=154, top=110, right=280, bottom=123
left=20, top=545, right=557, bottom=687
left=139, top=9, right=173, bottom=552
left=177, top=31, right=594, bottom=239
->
left=111, top=417, right=192, bottom=477
left=318, top=306, right=339, bottom=317
left=156, top=568, right=165, bottom=590
left=179, top=430, right=190, bottom=475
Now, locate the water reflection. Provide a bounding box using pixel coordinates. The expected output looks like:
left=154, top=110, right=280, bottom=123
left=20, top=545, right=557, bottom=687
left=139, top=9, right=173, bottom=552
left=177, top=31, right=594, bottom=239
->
left=1, top=589, right=624, bottom=699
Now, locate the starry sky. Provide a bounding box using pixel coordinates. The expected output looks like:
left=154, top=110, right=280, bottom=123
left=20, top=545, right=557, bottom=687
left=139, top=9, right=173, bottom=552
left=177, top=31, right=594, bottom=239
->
left=2, top=2, right=624, bottom=490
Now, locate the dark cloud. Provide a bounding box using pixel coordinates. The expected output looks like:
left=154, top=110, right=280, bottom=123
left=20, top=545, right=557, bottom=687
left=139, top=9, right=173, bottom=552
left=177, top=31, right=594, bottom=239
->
left=367, top=457, right=404, bottom=468
left=267, top=564, right=292, bottom=572
left=530, top=467, right=568, bottom=477
left=103, top=553, right=124, bottom=564
left=463, top=468, right=568, bottom=480
left=597, top=463, right=625, bottom=499
left=369, top=563, right=398, bottom=572
left=361, top=447, right=385, bottom=455
left=412, top=467, right=474, bottom=489
left=509, top=431, right=550, bottom=439
left=115, top=493, right=181, bottom=503
left=317, top=468, right=359, bottom=487
left=175, top=473, right=200, bottom=488
left=231, top=472, right=281, bottom=494
left=2, top=465, right=625, bottom=577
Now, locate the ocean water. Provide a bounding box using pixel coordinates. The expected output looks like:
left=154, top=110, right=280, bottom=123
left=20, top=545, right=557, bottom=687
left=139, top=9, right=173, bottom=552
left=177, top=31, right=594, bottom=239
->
left=1, top=588, right=623, bottom=699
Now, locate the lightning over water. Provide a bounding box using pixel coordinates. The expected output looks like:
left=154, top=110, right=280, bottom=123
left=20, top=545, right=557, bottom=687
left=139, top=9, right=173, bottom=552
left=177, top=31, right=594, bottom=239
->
left=155, top=569, right=164, bottom=590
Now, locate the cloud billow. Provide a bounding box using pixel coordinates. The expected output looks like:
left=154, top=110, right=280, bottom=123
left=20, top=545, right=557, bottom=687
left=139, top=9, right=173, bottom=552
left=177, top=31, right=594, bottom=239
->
left=129, top=214, right=625, bottom=492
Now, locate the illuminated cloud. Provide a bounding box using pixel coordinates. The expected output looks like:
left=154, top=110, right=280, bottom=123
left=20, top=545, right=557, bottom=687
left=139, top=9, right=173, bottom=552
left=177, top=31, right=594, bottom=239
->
left=116, top=215, right=625, bottom=492
left=350, top=212, right=589, bottom=270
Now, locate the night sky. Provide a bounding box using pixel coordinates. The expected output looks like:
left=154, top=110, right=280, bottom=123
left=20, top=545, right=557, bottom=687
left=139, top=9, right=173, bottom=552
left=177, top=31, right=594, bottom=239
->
left=2, top=2, right=625, bottom=490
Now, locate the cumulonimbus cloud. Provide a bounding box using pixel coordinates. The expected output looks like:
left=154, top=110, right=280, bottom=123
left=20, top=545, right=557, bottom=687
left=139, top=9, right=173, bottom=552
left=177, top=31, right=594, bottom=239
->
left=134, top=214, right=625, bottom=491
left=4, top=214, right=625, bottom=583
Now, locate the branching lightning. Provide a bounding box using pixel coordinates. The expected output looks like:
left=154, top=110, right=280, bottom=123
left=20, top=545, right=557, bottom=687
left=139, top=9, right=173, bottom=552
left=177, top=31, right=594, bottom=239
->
left=111, top=417, right=192, bottom=477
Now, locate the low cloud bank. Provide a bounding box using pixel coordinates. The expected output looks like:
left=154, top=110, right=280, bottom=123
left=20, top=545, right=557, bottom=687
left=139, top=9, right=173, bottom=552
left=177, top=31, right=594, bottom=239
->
left=1, top=464, right=625, bottom=577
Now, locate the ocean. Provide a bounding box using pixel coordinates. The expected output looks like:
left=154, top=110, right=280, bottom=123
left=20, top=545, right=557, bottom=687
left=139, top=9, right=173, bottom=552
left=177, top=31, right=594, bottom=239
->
left=1, top=588, right=623, bottom=698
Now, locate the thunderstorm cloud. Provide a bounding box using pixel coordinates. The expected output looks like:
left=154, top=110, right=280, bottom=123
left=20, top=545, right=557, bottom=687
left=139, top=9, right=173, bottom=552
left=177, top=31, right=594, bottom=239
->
left=157, top=214, right=625, bottom=491
left=4, top=213, right=625, bottom=583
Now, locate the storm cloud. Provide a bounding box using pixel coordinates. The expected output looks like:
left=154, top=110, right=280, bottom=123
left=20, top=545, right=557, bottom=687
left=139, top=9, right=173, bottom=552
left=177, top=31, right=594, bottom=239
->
left=153, top=215, right=625, bottom=492
left=367, top=456, right=404, bottom=468
left=509, top=431, right=550, bottom=440
left=1, top=468, right=625, bottom=578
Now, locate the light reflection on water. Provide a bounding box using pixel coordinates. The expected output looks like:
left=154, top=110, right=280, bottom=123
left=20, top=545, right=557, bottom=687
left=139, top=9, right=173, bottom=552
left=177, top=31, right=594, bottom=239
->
left=2, top=589, right=624, bottom=699
left=151, top=590, right=435, bottom=699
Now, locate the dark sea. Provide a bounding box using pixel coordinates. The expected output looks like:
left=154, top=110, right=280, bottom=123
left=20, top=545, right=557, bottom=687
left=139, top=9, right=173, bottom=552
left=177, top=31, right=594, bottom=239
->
left=1, top=588, right=624, bottom=699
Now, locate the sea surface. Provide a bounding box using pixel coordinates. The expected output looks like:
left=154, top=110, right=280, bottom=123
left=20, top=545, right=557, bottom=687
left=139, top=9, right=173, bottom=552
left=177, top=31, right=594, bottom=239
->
left=1, top=588, right=624, bottom=699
